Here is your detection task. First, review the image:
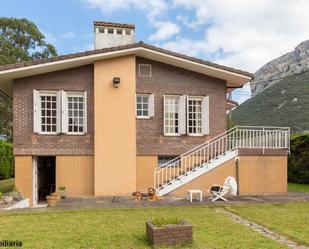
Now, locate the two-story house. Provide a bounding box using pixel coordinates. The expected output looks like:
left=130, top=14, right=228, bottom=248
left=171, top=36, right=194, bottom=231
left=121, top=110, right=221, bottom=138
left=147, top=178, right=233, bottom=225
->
left=0, top=21, right=289, bottom=206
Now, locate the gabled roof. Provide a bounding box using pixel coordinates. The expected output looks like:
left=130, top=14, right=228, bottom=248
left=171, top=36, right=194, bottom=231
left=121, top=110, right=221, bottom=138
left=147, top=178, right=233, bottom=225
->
left=0, top=41, right=253, bottom=98
left=94, top=21, right=135, bottom=29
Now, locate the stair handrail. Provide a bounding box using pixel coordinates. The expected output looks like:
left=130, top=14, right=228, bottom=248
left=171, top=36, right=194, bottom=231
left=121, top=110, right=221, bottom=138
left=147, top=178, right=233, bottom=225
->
left=154, top=126, right=290, bottom=191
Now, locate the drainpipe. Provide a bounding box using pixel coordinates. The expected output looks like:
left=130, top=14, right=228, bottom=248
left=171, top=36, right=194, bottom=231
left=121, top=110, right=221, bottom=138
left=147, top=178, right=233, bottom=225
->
left=235, top=156, right=240, bottom=195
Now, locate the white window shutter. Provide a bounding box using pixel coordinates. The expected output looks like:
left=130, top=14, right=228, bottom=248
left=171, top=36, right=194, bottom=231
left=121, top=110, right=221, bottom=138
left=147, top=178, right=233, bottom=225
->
left=163, top=95, right=166, bottom=135
left=84, top=91, right=87, bottom=133
left=148, top=93, right=155, bottom=117
left=61, top=90, right=68, bottom=134
left=178, top=95, right=186, bottom=135
left=33, top=90, right=41, bottom=133
left=202, top=96, right=210, bottom=135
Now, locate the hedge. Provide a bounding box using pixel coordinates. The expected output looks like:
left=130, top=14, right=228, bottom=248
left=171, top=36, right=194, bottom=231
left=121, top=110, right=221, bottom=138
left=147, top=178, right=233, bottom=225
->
left=0, top=141, right=13, bottom=180
left=288, top=133, right=309, bottom=184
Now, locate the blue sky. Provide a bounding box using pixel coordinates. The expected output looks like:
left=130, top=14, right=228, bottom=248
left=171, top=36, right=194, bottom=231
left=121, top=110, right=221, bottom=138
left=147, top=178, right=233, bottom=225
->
left=1, top=0, right=309, bottom=103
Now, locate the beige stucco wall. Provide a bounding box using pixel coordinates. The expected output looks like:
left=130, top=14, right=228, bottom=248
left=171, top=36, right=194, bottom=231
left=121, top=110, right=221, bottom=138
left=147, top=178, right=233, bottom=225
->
left=136, top=156, right=157, bottom=192
left=94, top=55, right=136, bottom=196
left=15, top=156, right=33, bottom=205
left=56, top=156, right=94, bottom=196
left=171, top=158, right=236, bottom=196
left=136, top=155, right=287, bottom=197
left=238, top=156, right=287, bottom=195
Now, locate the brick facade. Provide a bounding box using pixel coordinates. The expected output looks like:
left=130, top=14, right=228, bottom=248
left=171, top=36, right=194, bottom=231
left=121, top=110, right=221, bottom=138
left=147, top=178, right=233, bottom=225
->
left=13, top=57, right=227, bottom=156
left=146, top=220, right=193, bottom=246
left=13, top=65, right=94, bottom=156
left=136, top=57, right=227, bottom=156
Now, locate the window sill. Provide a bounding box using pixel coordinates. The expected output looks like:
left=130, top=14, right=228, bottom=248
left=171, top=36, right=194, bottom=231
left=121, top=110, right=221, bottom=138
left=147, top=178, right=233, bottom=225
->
left=164, top=134, right=181, bottom=137
left=187, top=134, right=205, bottom=137
left=37, top=132, right=57, bottom=135
left=66, top=132, right=86, bottom=135
left=136, top=116, right=151, bottom=119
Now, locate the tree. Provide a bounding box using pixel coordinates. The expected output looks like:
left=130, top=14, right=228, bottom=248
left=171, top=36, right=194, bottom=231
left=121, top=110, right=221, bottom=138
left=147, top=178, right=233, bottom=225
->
left=0, top=17, right=58, bottom=140
left=0, top=17, right=57, bottom=65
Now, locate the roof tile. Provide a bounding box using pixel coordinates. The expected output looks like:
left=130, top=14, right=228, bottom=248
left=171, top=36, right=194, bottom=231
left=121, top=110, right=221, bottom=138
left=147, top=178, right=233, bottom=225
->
left=0, top=42, right=253, bottom=78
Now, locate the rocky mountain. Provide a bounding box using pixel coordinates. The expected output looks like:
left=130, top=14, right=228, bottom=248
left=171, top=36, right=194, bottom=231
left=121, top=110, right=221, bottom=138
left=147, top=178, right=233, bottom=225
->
left=232, top=70, right=309, bottom=134
left=251, top=40, right=309, bottom=96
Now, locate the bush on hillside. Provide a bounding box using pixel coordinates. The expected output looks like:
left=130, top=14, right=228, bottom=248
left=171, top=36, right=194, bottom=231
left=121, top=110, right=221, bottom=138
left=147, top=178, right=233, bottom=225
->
left=0, top=141, right=13, bottom=180
left=288, top=134, right=309, bottom=184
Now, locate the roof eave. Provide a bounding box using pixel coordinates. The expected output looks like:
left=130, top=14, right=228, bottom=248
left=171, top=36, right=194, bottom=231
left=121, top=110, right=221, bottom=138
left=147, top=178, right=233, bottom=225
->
left=0, top=46, right=252, bottom=98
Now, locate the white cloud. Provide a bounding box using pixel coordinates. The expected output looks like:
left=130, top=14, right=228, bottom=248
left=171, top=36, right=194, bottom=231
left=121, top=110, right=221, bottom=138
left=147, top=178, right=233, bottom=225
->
left=81, top=0, right=181, bottom=41
left=170, top=0, right=309, bottom=72
left=149, top=21, right=180, bottom=41
left=81, top=0, right=168, bottom=21
left=60, top=32, right=76, bottom=39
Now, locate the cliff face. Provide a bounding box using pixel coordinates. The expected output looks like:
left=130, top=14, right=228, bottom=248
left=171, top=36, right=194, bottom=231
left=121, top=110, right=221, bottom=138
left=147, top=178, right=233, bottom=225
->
left=250, top=40, right=309, bottom=96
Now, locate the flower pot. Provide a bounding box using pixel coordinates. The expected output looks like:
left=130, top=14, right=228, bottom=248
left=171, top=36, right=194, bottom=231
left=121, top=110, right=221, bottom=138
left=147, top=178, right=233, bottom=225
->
left=46, top=195, right=58, bottom=207
left=3, top=196, right=13, bottom=205
left=51, top=192, right=61, bottom=202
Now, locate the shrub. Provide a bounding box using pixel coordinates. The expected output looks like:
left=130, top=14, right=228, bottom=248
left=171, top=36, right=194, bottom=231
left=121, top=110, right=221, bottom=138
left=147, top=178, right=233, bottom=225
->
left=0, top=141, right=13, bottom=180
left=151, top=217, right=182, bottom=227
left=288, top=133, right=309, bottom=184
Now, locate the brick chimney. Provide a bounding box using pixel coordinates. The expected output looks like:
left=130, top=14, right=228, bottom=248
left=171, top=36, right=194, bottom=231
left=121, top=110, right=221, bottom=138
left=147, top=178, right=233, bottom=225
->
left=94, top=21, right=135, bottom=50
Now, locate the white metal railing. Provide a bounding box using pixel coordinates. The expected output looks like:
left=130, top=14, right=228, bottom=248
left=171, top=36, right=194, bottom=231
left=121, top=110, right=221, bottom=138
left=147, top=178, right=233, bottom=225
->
left=154, top=126, right=290, bottom=190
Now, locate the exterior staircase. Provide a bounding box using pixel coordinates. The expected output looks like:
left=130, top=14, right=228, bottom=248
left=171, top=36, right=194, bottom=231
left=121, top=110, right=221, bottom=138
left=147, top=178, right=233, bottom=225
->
left=154, top=126, right=290, bottom=196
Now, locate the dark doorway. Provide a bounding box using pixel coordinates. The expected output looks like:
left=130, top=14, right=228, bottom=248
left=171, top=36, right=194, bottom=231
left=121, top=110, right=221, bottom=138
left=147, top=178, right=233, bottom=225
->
left=37, top=156, right=56, bottom=201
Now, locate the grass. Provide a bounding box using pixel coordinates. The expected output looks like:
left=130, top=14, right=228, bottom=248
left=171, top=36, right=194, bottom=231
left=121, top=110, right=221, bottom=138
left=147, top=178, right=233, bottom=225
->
left=151, top=217, right=182, bottom=227
left=0, top=206, right=286, bottom=249
left=0, top=178, right=15, bottom=194
left=288, top=182, right=309, bottom=192
left=227, top=203, right=309, bottom=246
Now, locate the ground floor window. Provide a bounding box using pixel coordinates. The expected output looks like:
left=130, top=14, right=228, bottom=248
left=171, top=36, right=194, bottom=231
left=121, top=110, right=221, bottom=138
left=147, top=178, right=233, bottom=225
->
left=158, top=155, right=178, bottom=166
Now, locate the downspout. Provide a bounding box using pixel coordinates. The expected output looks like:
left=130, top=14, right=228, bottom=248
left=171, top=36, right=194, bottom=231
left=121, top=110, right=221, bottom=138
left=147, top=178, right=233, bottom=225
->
left=235, top=156, right=240, bottom=195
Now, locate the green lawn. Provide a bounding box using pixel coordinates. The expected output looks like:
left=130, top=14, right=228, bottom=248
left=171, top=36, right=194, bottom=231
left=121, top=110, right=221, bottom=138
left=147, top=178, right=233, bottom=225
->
left=0, top=206, right=286, bottom=249
left=227, top=203, right=309, bottom=246
left=0, top=178, right=15, bottom=193
left=288, top=182, right=309, bottom=192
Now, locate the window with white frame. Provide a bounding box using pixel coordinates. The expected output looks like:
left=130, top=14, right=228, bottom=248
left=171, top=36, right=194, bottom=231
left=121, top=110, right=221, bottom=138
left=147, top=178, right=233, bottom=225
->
left=68, top=93, right=86, bottom=133
left=164, top=96, right=179, bottom=135
left=187, top=97, right=202, bottom=134
left=136, top=94, right=149, bottom=117
left=163, top=95, right=209, bottom=136
left=33, top=90, right=87, bottom=135
left=40, top=92, right=58, bottom=133
left=136, top=93, right=154, bottom=118
left=139, top=64, right=152, bottom=77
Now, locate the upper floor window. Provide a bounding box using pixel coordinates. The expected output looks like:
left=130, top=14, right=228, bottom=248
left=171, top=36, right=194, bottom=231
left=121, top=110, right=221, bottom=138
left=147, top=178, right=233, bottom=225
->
left=67, top=93, right=86, bottom=134
left=163, top=95, right=209, bottom=136
left=39, top=91, right=58, bottom=134
left=187, top=97, right=202, bottom=135
left=116, top=29, right=123, bottom=35
left=164, top=95, right=179, bottom=135
left=139, top=64, right=152, bottom=77
left=33, top=90, right=87, bottom=135
left=136, top=93, right=154, bottom=118
left=125, top=29, right=131, bottom=35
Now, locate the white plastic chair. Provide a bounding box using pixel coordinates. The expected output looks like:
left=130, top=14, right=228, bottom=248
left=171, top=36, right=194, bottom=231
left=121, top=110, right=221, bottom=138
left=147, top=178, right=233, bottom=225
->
left=208, top=176, right=237, bottom=202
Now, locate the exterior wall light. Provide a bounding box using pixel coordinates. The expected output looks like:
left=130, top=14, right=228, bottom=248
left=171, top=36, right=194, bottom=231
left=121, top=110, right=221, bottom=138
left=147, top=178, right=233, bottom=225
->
left=113, top=77, right=121, bottom=88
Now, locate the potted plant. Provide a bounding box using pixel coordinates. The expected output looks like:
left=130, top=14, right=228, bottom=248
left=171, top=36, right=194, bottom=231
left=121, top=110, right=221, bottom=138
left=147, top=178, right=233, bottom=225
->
left=58, top=186, right=67, bottom=199
left=50, top=192, right=61, bottom=202
left=46, top=195, right=58, bottom=207
left=3, top=193, right=13, bottom=205
left=146, top=217, right=192, bottom=246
